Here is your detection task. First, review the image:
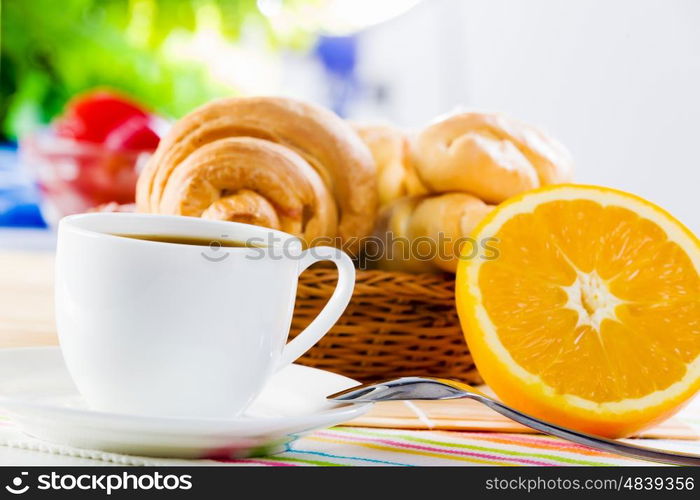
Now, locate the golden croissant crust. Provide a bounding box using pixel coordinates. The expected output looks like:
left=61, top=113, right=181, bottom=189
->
left=156, top=137, right=337, bottom=245
left=413, top=112, right=574, bottom=204
left=352, top=123, right=427, bottom=206
left=137, top=96, right=377, bottom=246
left=373, top=193, right=494, bottom=273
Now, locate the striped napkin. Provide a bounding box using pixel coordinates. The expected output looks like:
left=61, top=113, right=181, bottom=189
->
left=1, top=404, right=698, bottom=466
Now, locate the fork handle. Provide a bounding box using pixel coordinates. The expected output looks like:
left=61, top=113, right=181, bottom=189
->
left=469, top=394, right=700, bottom=466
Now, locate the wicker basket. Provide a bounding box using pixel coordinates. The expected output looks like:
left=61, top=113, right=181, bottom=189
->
left=289, top=268, right=482, bottom=384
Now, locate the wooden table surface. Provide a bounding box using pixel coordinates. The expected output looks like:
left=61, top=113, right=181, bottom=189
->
left=0, top=251, right=57, bottom=348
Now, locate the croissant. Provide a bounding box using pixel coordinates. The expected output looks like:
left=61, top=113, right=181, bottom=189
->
left=352, top=123, right=427, bottom=206
left=137, top=96, right=377, bottom=247
left=372, top=193, right=494, bottom=273
left=413, top=112, right=574, bottom=204
left=156, top=137, right=337, bottom=245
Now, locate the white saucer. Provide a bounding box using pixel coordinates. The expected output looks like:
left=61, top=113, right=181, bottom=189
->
left=0, top=347, right=370, bottom=458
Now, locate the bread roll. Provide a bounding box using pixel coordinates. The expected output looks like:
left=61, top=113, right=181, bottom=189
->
left=372, top=193, right=494, bottom=273
left=352, top=123, right=427, bottom=205
left=413, top=112, right=573, bottom=204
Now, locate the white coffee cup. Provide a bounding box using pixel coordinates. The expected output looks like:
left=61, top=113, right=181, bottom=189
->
left=55, top=213, right=355, bottom=418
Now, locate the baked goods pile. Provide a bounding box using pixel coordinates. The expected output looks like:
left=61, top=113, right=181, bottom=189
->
left=361, top=114, right=574, bottom=272
left=136, top=96, right=573, bottom=272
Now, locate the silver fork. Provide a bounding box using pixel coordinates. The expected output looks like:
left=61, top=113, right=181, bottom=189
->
left=328, top=377, right=700, bottom=466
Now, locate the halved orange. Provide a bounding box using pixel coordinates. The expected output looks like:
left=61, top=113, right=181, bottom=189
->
left=456, top=184, right=699, bottom=437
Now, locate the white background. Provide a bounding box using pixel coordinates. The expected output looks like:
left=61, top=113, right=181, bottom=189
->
left=344, top=0, right=700, bottom=232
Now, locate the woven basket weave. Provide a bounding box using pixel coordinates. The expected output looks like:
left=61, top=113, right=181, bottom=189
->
left=289, top=268, right=482, bottom=384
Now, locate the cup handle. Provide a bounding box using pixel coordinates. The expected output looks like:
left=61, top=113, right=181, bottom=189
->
left=276, top=246, right=355, bottom=370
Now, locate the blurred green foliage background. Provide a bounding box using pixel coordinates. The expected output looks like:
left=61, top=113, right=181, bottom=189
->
left=0, top=0, right=313, bottom=141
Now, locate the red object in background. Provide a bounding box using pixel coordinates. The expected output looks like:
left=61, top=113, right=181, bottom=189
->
left=21, top=90, right=162, bottom=225
left=55, top=90, right=161, bottom=151
left=21, top=134, right=150, bottom=225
